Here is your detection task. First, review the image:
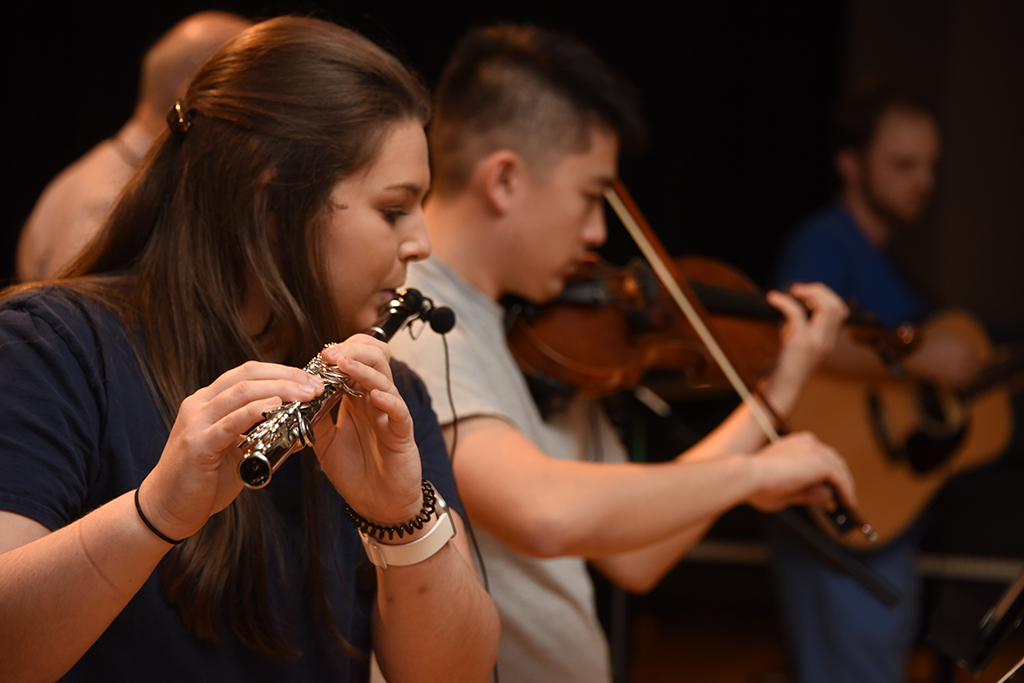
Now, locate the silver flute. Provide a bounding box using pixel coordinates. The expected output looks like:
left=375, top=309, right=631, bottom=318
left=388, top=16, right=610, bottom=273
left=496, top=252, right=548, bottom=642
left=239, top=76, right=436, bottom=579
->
left=237, top=288, right=454, bottom=489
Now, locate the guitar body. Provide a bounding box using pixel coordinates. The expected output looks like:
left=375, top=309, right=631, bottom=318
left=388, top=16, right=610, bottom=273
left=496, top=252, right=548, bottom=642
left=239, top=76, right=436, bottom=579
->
left=790, top=311, right=1013, bottom=550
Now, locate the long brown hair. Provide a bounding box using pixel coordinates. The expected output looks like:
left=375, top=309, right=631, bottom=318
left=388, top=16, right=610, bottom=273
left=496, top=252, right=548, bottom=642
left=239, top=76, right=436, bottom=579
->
left=40, top=15, right=428, bottom=658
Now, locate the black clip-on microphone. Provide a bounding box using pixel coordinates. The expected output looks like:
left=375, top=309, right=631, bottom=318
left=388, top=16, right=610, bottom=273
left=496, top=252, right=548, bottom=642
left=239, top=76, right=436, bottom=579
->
left=366, top=288, right=455, bottom=341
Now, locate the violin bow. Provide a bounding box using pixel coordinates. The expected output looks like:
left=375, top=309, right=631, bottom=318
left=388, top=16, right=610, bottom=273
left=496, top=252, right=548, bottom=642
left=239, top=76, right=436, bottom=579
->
left=604, top=179, right=877, bottom=543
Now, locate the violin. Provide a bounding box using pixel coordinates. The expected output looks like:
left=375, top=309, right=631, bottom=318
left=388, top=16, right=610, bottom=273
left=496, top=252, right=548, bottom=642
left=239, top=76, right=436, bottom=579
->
left=508, top=253, right=919, bottom=400
left=508, top=179, right=919, bottom=548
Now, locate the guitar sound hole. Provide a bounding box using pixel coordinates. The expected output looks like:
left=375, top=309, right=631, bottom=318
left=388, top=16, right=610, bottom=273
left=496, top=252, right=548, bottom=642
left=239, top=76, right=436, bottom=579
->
left=905, top=428, right=966, bottom=474
left=903, top=383, right=967, bottom=474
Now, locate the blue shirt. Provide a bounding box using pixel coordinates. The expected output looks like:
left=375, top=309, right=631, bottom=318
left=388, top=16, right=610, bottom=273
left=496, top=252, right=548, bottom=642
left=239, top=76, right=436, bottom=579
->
left=775, top=203, right=927, bottom=330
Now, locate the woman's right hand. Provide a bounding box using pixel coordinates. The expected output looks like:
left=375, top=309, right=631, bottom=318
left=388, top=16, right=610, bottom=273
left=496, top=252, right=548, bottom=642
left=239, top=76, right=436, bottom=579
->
left=136, top=361, right=324, bottom=542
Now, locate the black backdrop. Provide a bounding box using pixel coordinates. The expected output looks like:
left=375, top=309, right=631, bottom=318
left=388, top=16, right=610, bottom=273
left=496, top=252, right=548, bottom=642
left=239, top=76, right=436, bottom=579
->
left=3, top=0, right=845, bottom=288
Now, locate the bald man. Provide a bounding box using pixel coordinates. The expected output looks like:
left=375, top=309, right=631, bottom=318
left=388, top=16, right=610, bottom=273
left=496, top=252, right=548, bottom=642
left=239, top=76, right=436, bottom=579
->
left=16, top=11, right=250, bottom=282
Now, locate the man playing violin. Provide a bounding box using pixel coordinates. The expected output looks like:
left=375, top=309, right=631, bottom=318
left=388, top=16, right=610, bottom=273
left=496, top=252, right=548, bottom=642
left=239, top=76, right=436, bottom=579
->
left=390, top=25, right=859, bottom=683
left=770, top=79, right=982, bottom=683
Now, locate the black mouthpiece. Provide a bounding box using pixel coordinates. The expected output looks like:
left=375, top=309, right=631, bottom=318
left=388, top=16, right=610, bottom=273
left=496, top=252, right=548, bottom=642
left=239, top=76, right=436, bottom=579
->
left=369, top=289, right=426, bottom=341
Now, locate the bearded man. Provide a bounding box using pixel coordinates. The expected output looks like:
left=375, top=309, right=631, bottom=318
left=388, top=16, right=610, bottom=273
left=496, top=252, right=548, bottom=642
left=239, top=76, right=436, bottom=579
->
left=769, top=79, right=981, bottom=683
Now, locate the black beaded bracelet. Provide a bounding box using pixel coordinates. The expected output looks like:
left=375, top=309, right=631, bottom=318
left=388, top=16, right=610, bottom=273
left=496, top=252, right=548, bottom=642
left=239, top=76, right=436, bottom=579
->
left=345, top=480, right=439, bottom=541
left=134, top=488, right=186, bottom=545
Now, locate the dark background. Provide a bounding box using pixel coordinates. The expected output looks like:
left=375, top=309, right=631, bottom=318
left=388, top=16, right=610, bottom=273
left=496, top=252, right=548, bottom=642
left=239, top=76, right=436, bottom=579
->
left=6, top=1, right=1022, bottom=335
left=3, top=1, right=846, bottom=291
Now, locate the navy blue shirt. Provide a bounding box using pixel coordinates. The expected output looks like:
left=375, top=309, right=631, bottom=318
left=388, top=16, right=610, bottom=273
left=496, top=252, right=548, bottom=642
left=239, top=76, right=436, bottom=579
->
left=775, top=203, right=927, bottom=329
left=0, top=288, right=462, bottom=682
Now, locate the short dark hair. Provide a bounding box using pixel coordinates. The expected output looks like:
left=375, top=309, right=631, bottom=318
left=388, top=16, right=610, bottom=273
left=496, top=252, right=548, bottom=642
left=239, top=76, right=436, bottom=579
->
left=831, top=77, right=937, bottom=154
left=429, top=24, right=646, bottom=195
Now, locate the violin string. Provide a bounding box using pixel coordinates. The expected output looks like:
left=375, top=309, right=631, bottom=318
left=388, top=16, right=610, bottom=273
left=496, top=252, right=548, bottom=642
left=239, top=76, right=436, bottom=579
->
left=602, top=185, right=780, bottom=442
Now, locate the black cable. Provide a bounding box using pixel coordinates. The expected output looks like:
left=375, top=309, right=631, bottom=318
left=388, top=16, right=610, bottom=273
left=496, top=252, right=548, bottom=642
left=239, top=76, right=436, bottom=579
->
left=439, top=332, right=498, bottom=683
left=440, top=333, right=489, bottom=589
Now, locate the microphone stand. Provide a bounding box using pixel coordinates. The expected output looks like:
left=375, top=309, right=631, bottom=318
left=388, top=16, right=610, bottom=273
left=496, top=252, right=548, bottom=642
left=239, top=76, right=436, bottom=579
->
left=928, top=560, right=1024, bottom=675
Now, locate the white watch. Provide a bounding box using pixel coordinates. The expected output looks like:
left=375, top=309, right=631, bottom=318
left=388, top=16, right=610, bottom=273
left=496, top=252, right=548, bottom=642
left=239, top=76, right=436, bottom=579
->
left=359, top=488, right=457, bottom=569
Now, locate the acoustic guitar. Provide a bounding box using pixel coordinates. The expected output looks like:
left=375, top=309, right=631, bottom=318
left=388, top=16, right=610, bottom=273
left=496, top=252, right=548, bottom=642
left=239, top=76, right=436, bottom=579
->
left=789, top=310, right=1023, bottom=550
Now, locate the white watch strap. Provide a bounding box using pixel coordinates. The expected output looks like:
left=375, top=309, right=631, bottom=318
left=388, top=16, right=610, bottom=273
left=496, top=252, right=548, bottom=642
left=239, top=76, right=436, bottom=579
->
left=360, top=510, right=456, bottom=569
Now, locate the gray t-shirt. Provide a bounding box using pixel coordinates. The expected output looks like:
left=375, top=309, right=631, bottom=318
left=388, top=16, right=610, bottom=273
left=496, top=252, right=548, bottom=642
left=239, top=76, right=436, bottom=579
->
left=390, top=257, right=625, bottom=683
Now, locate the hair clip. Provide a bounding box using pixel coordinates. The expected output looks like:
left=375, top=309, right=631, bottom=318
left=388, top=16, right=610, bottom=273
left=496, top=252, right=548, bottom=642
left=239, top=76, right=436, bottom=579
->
left=166, top=100, right=195, bottom=134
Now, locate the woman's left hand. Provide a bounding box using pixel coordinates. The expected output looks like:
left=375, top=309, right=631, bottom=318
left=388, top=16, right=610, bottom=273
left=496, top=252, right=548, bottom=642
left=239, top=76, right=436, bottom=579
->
left=762, top=282, right=849, bottom=415
left=312, top=335, right=423, bottom=525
